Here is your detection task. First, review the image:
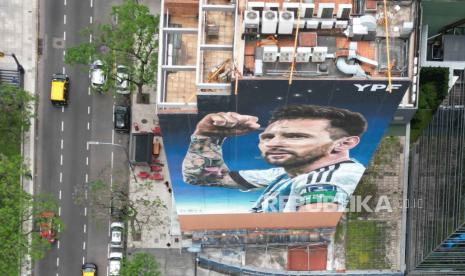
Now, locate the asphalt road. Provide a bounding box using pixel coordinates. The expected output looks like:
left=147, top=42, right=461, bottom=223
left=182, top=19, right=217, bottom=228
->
left=35, top=0, right=129, bottom=275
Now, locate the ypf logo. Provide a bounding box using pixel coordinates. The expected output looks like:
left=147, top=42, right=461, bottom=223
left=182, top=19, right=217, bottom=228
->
left=354, top=83, right=402, bottom=92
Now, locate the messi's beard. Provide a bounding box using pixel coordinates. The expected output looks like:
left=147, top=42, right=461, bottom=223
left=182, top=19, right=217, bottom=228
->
left=262, top=143, right=333, bottom=170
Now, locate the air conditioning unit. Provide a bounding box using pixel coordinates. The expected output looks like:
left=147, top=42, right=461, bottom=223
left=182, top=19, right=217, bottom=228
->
left=337, top=4, right=352, bottom=20
left=318, top=3, right=335, bottom=19
left=283, top=2, right=299, bottom=18
left=294, top=20, right=305, bottom=29
left=296, top=47, right=312, bottom=62
left=320, top=20, right=334, bottom=29
left=306, top=20, right=319, bottom=29
left=244, top=10, right=260, bottom=32
left=301, top=3, right=315, bottom=19
left=262, top=10, right=278, bottom=34
left=279, top=47, right=294, bottom=63
left=278, top=11, right=294, bottom=34
left=312, top=47, right=328, bottom=62
left=265, top=2, right=279, bottom=12
left=262, top=46, right=278, bottom=62
left=247, top=1, right=265, bottom=12
left=335, top=20, right=348, bottom=29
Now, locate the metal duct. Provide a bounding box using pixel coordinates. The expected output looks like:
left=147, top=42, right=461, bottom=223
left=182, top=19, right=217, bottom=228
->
left=336, top=57, right=367, bottom=77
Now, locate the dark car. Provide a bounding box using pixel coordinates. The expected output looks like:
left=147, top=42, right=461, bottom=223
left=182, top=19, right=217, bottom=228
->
left=114, top=105, right=130, bottom=133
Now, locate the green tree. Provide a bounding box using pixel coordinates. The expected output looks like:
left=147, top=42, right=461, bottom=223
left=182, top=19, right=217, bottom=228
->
left=74, top=179, right=166, bottom=239
left=0, top=155, right=63, bottom=274
left=64, top=0, right=159, bottom=94
left=0, top=84, right=36, bottom=156
left=120, top=252, right=161, bottom=276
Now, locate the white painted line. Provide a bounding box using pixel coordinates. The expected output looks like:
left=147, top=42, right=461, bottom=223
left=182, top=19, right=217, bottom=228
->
left=61, top=139, right=63, bottom=149
left=57, top=240, right=60, bottom=249
left=90, top=0, right=93, bottom=8
left=63, top=49, right=66, bottom=57
left=106, top=265, right=109, bottom=276
left=88, top=87, right=91, bottom=95
left=61, top=121, right=64, bottom=132
left=90, top=16, right=93, bottom=24
left=85, top=173, right=88, bottom=183
left=110, top=174, right=113, bottom=189
left=84, top=207, right=87, bottom=217
left=59, top=172, right=62, bottom=183
left=64, top=0, right=66, bottom=6
left=86, top=142, right=89, bottom=151
left=61, top=106, right=64, bottom=113
left=63, top=31, right=66, bottom=41
left=58, top=206, right=61, bottom=216
left=85, top=189, right=88, bottom=200
left=108, top=221, right=111, bottom=237
left=56, top=257, right=59, bottom=267
left=111, top=130, right=115, bottom=144
left=83, top=241, right=86, bottom=250
left=82, top=257, right=85, bottom=265
left=60, top=154, right=63, bottom=166
left=62, top=66, right=65, bottom=74
left=64, top=14, right=66, bottom=24
left=86, top=157, right=89, bottom=166
left=87, top=122, right=90, bottom=130
left=89, top=34, right=92, bottom=43
left=59, top=190, right=62, bottom=200
left=111, top=152, right=114, bottom=169
left=88, top=106, right=91, bottom=115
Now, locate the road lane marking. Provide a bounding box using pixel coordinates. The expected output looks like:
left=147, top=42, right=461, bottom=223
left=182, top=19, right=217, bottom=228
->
left=85, top=189, right=88, bottom=199
left=84, top=207, right=87, bottom=217
left=88, top=86, right=91, bottom=95
left=58, top=207, right=61, bottom=216
left=108, top=222, right=111, bottom=237
left=82, top=257, right=85, bottom=265
left=64, top=14, right=66, bottom=24
left=85, top=173, right=88, bottom=183
left=88, top=106, right=91, bottom=114
left=112, top=130, right=115, bottom=144
left=64, top=0, right=66, bottom=6
left=60, top=154, right=63, bottom=166
left=61, top=121, right=64, bottom=132
left=83, top=241, right=86, bottom=250
left=111, top=152, right=114, bottom=169
left=61, top=139, right=63, bottom=149
left=89, top=34, right=92, bottom=43
left=63, top=31, right=66, bottom=41
left=87, top=122, right=90, bottom=130
left=56, top=257, right=59, bottom=267
left=63, top=49, right=66, bottom=57
left=90, top=16, right=93, bottom=24
left=90, top=0, right=93, bottom=8
left=62, top=66, right=65, bottom=74
left=110, top=174, right=113, bottom=189
left=86, top=157, right=89, bottom=166
left=61, top=106, right=64, bottom=113
left=59, top=190, right=62, bottom=200
left=57, top=240, right=60, bottom=249
left=59, top=172, right=62, bottom=183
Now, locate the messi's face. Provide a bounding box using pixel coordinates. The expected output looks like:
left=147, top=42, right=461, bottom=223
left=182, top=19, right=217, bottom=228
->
left=258, top=119, right=335, bottom=168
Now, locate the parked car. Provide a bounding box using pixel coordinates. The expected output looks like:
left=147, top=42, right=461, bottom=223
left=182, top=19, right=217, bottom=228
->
left=110, top=222, right=124, bottom=248
left=82, top=263, right=97, bottom=276
left=116, top=65, right=129, bottom=94
left=109, top=252, right=123, bottom=276
left=114, top=105, right=130, bottom=133
left=90, top=60, right=106, bottom=91
left=38, top=211, right=57, bottom=244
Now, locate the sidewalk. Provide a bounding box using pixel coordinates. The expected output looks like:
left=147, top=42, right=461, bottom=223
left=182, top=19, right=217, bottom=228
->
left=0, top=1, right=38, bottom=276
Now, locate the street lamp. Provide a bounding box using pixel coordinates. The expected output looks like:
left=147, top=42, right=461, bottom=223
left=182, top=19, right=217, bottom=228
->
left=87, top=141, right=138, bottom=183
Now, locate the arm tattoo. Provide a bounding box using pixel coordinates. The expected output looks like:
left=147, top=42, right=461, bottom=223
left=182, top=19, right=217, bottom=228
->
left=182, top=135, right=240, bottom=188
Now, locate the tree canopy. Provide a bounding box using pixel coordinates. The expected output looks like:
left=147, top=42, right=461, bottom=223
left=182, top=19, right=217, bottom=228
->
left=120, top=252, right=161, bottom=276
left=64, top=0, right=159, bottom=94
left=0, top=155, right=63, bottom=274
left=0, top=84, right=35, bottom=156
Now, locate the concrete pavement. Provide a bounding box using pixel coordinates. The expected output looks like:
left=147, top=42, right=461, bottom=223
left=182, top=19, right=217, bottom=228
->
left=0, top=1, right=38, bottom=275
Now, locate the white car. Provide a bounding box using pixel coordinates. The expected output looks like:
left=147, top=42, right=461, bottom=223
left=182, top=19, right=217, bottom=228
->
left=110, top=222, right=124, bottom=248
left=116, top=65, right=129, bottom=94
left=90, top=60, right=106, bottom=90
left=109, top=252, right=123, bottom=276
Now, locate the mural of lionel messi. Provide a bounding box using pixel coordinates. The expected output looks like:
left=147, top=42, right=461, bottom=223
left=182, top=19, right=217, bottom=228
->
left=182, top=104, right=367, bottom=213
